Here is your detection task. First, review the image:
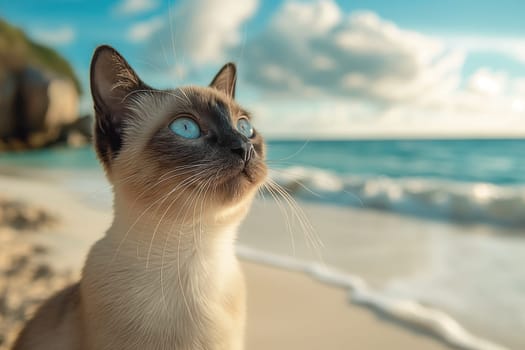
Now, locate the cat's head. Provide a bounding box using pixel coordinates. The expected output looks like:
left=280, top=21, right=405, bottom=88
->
left=90, top=45, right=267, bottom=214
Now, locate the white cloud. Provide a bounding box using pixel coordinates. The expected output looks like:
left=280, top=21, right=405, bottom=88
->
left=32, top=26, right=75, bottom=46
left=467, top=68, right=508, bottom=96
left=237, top=1, right=525, bottom=138
left=514, top=47, right=525, bottom=64
left=251, top=99, right=382, bottom=138
left=252, top=81, right=525, bottom=139
left=271, top=0, right=341, bottom=36
left=160, top=0, right=258, bottom=65
left=114, top=0, right=159, bottom=16
left=513, top=78, right=525, bottom=96
left=135, top=0, right=525, bottom=138
left=242, top=0, right=464, bottom=104
left=249, top=64, right=525, bottom=139
left=128, top=17, right=164, bottom=43
left=447, top=36, right=525, bottom=64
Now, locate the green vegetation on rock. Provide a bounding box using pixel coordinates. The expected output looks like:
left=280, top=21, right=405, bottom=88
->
left=0, top=18, right=81, bottom=93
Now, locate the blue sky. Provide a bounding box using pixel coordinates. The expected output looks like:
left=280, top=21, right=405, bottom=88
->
left=2, top=0, right=525, bottom=138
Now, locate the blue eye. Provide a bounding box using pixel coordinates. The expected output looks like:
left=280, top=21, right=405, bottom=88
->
left=169, top=117, right=200, bottom=139
left=237, top=118, right=254, bottom=138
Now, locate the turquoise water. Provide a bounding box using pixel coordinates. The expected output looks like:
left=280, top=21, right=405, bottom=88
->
left=0, top=146, right=99, bottom=169
left=2, top=139, right=525, bottom=183
left=2, top=139, right=525, bottom=227
left=267, top=139, right=525, bottom=184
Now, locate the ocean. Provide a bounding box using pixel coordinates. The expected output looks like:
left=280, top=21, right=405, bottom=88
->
left=3, top=139, right=525, bottom=228
left=267, top=139, right=525, bottom=228
left=1, top=139, right=524, bottom=349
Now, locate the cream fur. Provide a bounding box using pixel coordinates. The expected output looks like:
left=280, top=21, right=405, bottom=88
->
left=14, top=48, right=264, bottom=350
left=14, top=189, right=253, bottom=350
left=80, top=193, right=250, bottom=350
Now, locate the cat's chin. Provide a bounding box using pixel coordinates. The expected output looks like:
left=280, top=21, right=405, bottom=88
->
left=214, top=163, right=266, bottom=203
left=220, top=170, right=257, bottom=193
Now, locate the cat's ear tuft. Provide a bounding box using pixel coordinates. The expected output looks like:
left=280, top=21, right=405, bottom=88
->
left=90, top=45, right=144, bottom=171
left=210, top=62, right=237, bottom=98
left=90, top=45, right=142, bottom=116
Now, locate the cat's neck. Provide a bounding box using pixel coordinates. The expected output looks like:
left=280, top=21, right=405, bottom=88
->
left=83, top=190, right=251, bottom=304
left=99, top=191, right=251, bottom=266
left=81, top=192, right=248, bottom=348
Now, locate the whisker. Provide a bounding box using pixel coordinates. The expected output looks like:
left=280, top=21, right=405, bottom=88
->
left=266, top=178, right=324, bottom=262
left=146, top=171, right=208, bottom=268
left=267, top=140, right=310, bottom=162
left=110, top=168, right=210, bottom=264
left=268, top=168, right=324, bottom=199
left=168, top=2, right=182, bottom=82
left=263, top=182, right=296, bottom=256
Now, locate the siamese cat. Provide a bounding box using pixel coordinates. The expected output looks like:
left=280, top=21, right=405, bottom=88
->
left=14, top=45, right=267, bottom=350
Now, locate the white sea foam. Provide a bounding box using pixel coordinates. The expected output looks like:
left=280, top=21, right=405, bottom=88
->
left=270, top=166, right=525, bottom=228
left=61, top=165, right=525, bottom=228
left=236, top=245, right=508, bottom=350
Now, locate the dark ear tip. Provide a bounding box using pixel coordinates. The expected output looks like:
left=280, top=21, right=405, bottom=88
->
left=91, top=45, right=119, bottom=64
left=223, top=62, right=237, bottom=73
left=90, top=45, right=128, bottom=90
left=94, top=44, right=116, bottom=53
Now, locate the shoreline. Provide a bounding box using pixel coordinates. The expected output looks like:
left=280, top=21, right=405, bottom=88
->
left=0, top=173, right=512, bottom=350
left=243, top=261, right=452, bottom=350
left=237, top=245, right=506, bottom=350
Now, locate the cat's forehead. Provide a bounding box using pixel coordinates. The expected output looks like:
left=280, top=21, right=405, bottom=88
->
left=170, top=86, right=244, bottom=117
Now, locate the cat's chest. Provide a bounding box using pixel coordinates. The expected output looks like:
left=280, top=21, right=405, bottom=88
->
left=84, top=240, right=237, bottom=318
left=122, top=257, right=230, bottom=325
left=83, top=252, right=240, bottom=350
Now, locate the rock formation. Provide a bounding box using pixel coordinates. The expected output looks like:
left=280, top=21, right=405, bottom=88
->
left=0, top=18, right=89, bottom=150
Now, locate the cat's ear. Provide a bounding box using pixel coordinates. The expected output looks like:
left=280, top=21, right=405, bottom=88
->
left=210, top=62, right=237, bottom=98
left=90, top=45, right=143, bottom=119
left=90, top=45, right=145, bottom=170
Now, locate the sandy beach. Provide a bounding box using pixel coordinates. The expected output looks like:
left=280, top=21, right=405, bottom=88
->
left=0, top=172, right=485, bottom=350
left=243, top=261, right=451, bottom=350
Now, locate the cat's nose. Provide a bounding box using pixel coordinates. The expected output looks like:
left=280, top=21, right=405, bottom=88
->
left=231, top=141, right=254, bottom=163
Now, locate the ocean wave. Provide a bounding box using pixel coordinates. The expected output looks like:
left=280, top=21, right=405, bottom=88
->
left=236, top=245, right=508, bottom=350
left=269, top=166, right=525, bottom=228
